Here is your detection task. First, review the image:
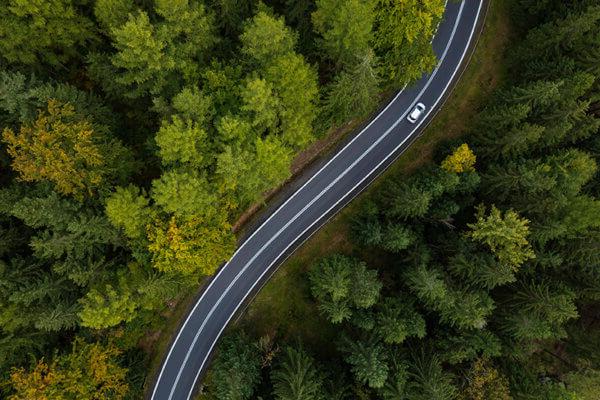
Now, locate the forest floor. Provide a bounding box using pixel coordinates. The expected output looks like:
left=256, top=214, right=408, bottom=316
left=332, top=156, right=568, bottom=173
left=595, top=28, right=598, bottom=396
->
left=146, top=0, right=514, bottom=391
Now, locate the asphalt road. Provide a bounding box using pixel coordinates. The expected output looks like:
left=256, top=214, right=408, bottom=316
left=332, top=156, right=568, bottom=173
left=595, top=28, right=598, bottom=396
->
left=151, top=1, right=486, bottom=399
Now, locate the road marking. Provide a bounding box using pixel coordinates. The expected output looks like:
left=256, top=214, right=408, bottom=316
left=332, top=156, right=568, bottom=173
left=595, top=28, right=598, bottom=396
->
left=151, top=0, right=483, bottom=397
left=175, top=1, right=483, bottom=399
left=152, top=34, right=411, bottom=400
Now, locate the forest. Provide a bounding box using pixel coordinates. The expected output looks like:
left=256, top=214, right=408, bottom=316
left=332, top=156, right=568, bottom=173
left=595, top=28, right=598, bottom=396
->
left=0, top=0, right=448, bottom=398
left=201, top=1, right=600, bottom=400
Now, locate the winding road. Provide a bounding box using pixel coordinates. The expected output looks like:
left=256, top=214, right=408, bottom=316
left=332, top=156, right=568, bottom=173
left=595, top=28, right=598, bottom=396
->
left=151, top=1, right=486, bottom=399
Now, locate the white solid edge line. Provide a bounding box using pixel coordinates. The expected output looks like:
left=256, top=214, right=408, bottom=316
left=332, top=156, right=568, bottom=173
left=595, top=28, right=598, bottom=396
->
left=179, top=1, right=481, bottom=398
left=155, top=0, right=476, bottom=397
left=153, top=0, right=449, bottom=390
left=153, top=0, right=448, bottom=390
left=151, top=37, right=411, bottom=400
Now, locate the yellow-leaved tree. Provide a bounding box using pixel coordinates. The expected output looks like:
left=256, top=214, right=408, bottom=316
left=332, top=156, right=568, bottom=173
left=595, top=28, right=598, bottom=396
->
left=442, top=143, right=477, bottom=173
left=2, top=100, right=128, bottom=199
left=9, top=338, right=128, bottom=400
left=147, top=212, right=236, bottom=276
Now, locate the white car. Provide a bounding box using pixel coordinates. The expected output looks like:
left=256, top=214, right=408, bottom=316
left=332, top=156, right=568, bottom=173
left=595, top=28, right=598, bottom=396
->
left=407, top=102, right=426, bottom=123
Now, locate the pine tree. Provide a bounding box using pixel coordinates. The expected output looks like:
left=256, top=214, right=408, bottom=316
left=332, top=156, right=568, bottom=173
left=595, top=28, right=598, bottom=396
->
left=500, top=281, right=578, bottom=341
left=350, top=261, right=382, bottom=309
left=380, top=223, right=417, bottom=253
left=406, top=350, right=456, bottom=400
left=271, top=346, right=325, bottom=400
left=381, top=354, right=409, bottom=400
left=436, top=330, right=502, bottom=365
left=323, top=52, right=380, bottom=126
left=339, top=334, right=388, bottom=389
left=374, top=297, right=426, bottom=344
left=209, top=333, right=261, bottom=400
left=309, top=255, right=352, bottom=303
left=102, top=0, right=216, bottom=98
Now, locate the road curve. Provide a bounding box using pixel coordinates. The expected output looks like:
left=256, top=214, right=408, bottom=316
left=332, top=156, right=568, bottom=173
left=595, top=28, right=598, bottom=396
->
left=151, top=2, right=486, bottom=399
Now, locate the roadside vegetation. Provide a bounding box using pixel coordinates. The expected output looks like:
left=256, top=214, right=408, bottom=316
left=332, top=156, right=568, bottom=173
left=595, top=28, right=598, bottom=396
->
left=0, top=0, right=449, bottom=398
left=201, top=1, right=600, bottom=399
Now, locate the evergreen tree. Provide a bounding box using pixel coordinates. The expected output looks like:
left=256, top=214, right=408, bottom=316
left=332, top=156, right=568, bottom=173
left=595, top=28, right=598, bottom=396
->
left=467, top=205, right=535, bottom=269
left=209, top=333, right=261, bottom=400
left=97, top=0, right=216, bottom=98
left=323, top=52, right=380, bottom=126
left=406, top=350, right=456, bottom=400
left=381, top=354, right=409, bottom=400
left=271, top=346, right=325, bottom=400
left=339, top=334, right=388, bottom=389
left=351, top=261, right=382, bottom=309
left=436, top=330, right=502, bottom=365
left=374, top=297, right=426, bottom=344
left=500, top=281, right=579, bottom=341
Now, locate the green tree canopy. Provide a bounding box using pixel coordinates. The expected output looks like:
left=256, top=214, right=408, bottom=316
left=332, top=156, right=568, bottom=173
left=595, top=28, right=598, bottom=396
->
left=339, top=335, right=388, bottom=389
left=312, top=0, right=376, bottom=67
left=155, top=116, right=209, bottom=168
left=467, top=205, right=535, bottom=269
left=271, top=346, right=325, bottom=400
left=0, top=0, right=96, bottom=67
left=240, top=11, right=297, bottom=66
left=373, top=0, right=445, bottom=86
left=151, top=169, right=217, bottom=218
left=105, top=185, right=152, bottom=239
left=209, top=333, right=262, bottom=400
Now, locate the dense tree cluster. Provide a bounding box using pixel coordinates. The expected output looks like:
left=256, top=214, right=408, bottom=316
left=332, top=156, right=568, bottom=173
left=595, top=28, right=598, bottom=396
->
left=205, top=2, right=600, bottom=399
left=0, top=0, right=444, bottom=397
